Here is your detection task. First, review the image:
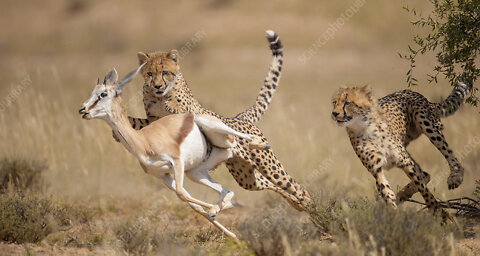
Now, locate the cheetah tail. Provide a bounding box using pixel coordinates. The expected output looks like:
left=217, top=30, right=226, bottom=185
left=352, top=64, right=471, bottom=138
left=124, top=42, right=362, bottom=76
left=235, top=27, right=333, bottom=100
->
left=434, top=82, right=472, bottom=118
left=234, top=30, right=283, bottom=123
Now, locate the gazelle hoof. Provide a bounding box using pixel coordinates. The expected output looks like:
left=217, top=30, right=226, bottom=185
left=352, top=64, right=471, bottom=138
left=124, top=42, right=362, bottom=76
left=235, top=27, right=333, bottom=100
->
left=208, top=205, right=221, bottom=218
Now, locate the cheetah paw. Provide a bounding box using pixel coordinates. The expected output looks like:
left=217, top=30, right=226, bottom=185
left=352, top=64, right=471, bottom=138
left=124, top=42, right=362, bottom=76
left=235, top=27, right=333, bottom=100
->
left=440, top=210, right=453, bottom=225
left=447, top=166, right=464, bottom=190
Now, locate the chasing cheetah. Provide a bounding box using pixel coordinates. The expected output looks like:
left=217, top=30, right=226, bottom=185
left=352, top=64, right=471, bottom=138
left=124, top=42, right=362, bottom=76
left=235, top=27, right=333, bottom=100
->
left=331, top=83, right=471, bottom=218
left=120, top=31, right=312, bottom=211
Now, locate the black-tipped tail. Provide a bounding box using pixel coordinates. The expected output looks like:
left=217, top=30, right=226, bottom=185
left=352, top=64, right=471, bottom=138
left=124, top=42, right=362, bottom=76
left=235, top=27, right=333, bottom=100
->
left=235, top=30, right=284, bottom=123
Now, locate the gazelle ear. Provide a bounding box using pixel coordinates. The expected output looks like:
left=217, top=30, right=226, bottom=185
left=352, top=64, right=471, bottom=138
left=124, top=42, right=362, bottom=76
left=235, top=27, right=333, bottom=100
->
left=137, top=52, right=149, bottom=65
left=116, top=63, right=146, bottom=94
left=104, top=68, right=118, bottom=85
left=167, top=50, right=178, bottom=63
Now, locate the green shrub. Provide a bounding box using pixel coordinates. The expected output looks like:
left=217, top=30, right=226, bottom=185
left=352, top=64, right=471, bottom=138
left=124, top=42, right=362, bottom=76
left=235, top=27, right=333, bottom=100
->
left=309, top=196, right=460, bottom=256
left=238, top=202, right=323, bottom=256
left=114, top=218, right=157, bottom=255
left=0, top=157, right=47, bottom=193
left=114, top=218, right=205, bottom=255
left=0, top=194, right=54, bottom=243
left=0, top=194, right=93, bottom=244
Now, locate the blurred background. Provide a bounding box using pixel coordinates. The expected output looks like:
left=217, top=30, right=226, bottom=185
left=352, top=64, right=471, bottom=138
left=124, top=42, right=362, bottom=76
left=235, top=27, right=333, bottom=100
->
left=0, top=0, right=478, bottom=212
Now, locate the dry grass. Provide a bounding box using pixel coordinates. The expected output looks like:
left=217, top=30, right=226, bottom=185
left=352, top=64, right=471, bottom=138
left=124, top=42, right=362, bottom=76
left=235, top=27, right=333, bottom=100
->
left=0, top=0, right=479, bottom=255
left=0, top=194, right=92, bottom=244
left=0, top=157, right=47, bottom=193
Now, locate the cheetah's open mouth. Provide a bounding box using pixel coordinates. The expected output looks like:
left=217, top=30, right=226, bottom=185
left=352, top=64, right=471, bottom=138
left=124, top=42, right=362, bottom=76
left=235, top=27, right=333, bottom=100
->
left=336, top=116, right=352, bottom=124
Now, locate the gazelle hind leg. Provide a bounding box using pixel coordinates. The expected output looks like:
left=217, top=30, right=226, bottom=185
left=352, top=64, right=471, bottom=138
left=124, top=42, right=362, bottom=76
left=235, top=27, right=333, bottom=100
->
left=161, top=174, right=237, bottom=238
left=187, top=168, right=235, bottom=217
left=186, top=147, right=236, bottom=217
left=195, top=115, right=269, bottom=150
left=160, top=156, right=215, bottom=209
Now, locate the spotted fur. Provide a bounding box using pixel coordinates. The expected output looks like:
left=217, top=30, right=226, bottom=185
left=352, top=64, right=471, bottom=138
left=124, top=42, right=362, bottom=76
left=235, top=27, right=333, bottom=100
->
left=125, top=31, right=312, bottom=211
left=332, top=83, right=471, bottom=219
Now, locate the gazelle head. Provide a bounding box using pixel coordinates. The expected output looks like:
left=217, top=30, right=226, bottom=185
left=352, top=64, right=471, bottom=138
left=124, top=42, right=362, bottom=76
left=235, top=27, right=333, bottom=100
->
left=79, top=64, right=144, bottom=120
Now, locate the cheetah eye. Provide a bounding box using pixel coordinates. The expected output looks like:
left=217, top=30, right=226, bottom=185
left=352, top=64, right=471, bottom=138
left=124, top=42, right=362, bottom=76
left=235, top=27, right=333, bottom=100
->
left=162, top=71, right=169, bottom=76
left=332, top=100, right=336, bottom=105
left=345, top=101, right=351, bottom=106
left=100, top=92, right=107, bottom=98
left=146, top=72, right=153, bottom=77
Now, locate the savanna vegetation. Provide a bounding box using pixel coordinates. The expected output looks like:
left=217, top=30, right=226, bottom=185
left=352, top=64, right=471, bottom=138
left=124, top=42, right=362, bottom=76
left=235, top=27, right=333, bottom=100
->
left=0, top=0, right=479, bottom=255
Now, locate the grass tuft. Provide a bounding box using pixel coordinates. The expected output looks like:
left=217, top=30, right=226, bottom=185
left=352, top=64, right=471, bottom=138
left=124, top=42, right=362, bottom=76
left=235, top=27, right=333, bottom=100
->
left=238, top=203, right=323, bottom=256
left=308, top=194, right=460, bottom=256
left=114, top=217, right=158, bottom=255
left=0, top=157, right=47, bottom=194
left=0, top=194, right=91, bottom=244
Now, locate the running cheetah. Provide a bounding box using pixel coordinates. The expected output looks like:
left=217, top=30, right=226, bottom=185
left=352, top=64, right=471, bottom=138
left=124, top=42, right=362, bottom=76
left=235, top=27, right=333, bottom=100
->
left=122, top=31, right=312, bottom=211
left=331, top=83, right=471, bottom=218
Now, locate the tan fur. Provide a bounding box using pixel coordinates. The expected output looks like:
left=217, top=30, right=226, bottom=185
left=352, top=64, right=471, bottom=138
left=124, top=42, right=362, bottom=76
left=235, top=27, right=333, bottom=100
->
left=125, top=32, right=313, bottom=212
left=332, top=84, right=469, bottom=222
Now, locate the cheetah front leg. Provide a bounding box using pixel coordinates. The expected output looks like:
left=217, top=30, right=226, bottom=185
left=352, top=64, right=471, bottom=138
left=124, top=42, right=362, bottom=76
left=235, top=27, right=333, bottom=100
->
left=416, top=114, right=464, bottom=189
left=365, top=159, right=397, bottom=209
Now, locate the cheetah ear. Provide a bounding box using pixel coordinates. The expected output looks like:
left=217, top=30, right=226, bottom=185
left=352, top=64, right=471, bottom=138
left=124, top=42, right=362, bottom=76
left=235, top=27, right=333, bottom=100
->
left=339, top=85, right=347, bottom=89
left=137, top=52, right=149, bottom=65
left=167, top=50, right=179, bottom=63
left=361, top=84, right=372, bottom=97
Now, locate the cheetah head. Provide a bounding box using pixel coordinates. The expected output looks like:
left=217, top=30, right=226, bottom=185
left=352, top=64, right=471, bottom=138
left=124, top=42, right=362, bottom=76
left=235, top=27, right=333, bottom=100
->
left=331, top=85, right=374, bottom=127
left=137, top=50, right=180, bottom=97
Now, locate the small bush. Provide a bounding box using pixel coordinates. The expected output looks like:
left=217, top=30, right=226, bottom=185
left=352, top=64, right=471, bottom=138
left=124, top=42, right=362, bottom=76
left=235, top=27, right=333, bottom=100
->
left=0, top=157, right=47, bottom=193
left=0, top=194, right=54, bottom=243
left=114, top=218, right=204, bottom=255
left=114, top=218, right=157, bottom=255
left=238, top=202, right=323, bottom=256
left=309, top=195, right=460, bottom=256
left=0, top=194, right=93, bottom=244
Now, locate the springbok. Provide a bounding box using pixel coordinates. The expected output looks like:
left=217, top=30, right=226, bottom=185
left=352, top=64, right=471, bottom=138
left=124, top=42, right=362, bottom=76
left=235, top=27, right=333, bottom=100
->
left=78, top=65, right=268, bottom=238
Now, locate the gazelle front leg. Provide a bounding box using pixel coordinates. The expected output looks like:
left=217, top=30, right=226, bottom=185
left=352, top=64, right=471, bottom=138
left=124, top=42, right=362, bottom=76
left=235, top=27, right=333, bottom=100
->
left=169, top=158, right=216, bottom=209
left=161, top=174, right=237, bottom=239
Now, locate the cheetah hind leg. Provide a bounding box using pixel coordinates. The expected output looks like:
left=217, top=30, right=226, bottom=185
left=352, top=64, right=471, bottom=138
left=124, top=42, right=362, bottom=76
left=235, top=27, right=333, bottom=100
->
left=415, top=112, right=464, bottom=189
left=397, top=159, right=431, bottom=204
left=252, top=170, right=308, bottom=211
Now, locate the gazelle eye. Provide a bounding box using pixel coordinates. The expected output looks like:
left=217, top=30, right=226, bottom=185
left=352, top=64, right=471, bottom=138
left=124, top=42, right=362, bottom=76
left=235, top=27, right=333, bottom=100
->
left=100, top=92, right=107, bottom=98
left=147, top=72, right=153, bottom=77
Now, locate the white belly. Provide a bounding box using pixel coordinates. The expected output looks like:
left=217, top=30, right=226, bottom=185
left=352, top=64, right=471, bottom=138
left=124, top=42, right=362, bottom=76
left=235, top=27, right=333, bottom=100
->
left=138, top=125, right=207, bottom=178
left=179, top=124, right=208, bottom=171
